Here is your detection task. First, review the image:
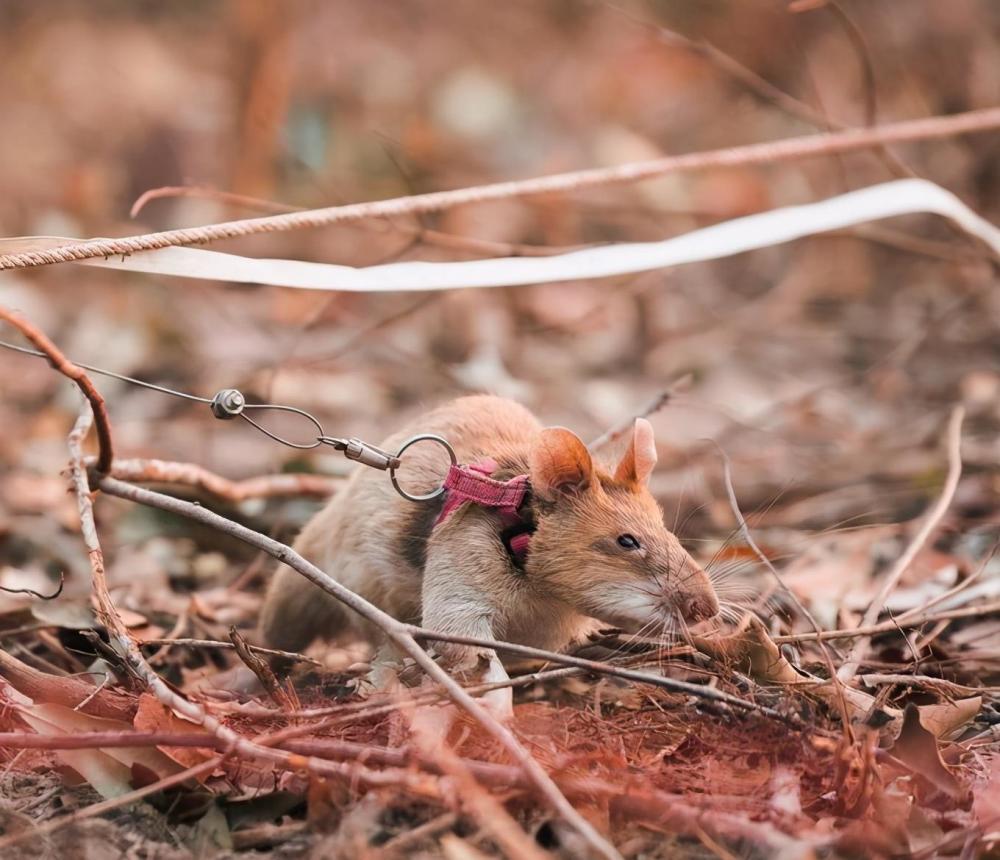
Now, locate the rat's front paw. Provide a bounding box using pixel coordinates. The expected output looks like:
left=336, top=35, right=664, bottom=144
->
left=428, top=646, right=514, bottom=720
left=478, top=653, right=513, bottom=719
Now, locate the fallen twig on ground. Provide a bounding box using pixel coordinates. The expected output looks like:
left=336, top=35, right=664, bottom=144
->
left=138, top=637, right=321, bottom=665
left=408, top=705, right=550, bottom=860
left=771, top=600, right=1000, bottom=643
left=715, top=444, right=855, bottom=732
left=6, top=307, right=619, bottom=860
left=93, top=476, right=623, bottom=860
left=96, top=471, right=797, bottom=726
left=838, top=406, right=965, bottom=682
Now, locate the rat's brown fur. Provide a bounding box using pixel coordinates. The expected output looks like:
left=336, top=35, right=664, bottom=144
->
left=259, top=395, right=719, bottom=675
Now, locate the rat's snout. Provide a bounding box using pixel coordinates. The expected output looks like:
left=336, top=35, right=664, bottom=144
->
left=675, top=561, right=720, bottom=624
left=680, top=591, right=719, bottom=623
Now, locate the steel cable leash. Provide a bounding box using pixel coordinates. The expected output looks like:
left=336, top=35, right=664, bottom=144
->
left=0, top=337, right=456, bottom=502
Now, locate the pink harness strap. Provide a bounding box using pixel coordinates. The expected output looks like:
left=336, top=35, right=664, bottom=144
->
left=434, top=459, right=533, bottom=564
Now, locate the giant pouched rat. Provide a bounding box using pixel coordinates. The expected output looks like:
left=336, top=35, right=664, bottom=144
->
left=260, top=395, right=719, bottom=706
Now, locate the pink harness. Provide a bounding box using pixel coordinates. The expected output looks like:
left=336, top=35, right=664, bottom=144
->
left=433, top=459, right=533, bottom=565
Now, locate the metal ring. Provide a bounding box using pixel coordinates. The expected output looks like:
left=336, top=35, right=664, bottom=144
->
left=389, top=434, right=457, bottom=502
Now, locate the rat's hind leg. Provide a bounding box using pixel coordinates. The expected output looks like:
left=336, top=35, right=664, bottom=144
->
left=258, top=561, right=352, bottom=653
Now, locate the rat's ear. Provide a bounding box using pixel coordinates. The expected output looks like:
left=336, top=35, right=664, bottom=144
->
left=529, top=427, right=594, bottom=499
left=614, top=418, right=657, bottom=486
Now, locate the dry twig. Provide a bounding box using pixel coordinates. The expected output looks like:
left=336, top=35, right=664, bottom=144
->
left=138, top=637, right=320, bottom=665
left=131, top=183, right=583, bottom=258
left=92, top=477, right=623, bottom=860
left=715, top=445, right=855, bottom=732
left=96, top=472, right=797, bottom=725
left=0, top=307, right=113, bottom=473
left=838, top=406, right=965, bottom=682
left=2, top=108, right=1000, bottom=270
left=8, top=306, right=618, bottom=859
left=589, top=379, right=690, bottom=451
left=772, top=599, right=1000, bottom=644
left=105, top=457, right=340, bottom=501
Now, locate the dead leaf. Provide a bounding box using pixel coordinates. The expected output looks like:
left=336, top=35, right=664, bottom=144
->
left=17, top=701, right=183, bottom=799
left=0, top=647, right=137, bottom=720
left=917, top=697, right=981, bottom=740
left=133, top=692, right=217, bottom=771
left=887, top=704, right=967, bottom=801
left=693, top=615, right=899, bottom=727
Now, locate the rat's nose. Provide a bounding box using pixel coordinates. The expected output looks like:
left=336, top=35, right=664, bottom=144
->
left=672, top=554, right=720, bottom=623
left=681, top=591, right=720, bottom=623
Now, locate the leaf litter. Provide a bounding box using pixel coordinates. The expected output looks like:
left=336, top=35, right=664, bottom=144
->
left=2, top=2, right=1000, bottom=858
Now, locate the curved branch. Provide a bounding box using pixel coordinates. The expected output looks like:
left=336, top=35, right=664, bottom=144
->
left=837, top=406, right=965, bottom=682
left=89, top=477, right=621, bottom=858
left=106, top=457, right=340, bottom=501
left=0, top=307, right=113, bottom=473
left=95, top=474, right=797, bottom=725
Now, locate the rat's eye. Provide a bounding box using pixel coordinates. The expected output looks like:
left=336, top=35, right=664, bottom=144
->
left=617, top=534, right=641, bottom=550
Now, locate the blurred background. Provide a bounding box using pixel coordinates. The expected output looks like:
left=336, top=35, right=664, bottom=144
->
left=1, top=0, right=999, bottom=631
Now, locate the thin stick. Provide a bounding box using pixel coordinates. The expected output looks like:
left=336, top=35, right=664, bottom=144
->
left=858, top=675, right=994, bottom=696
left=0, top=755, right=225, bottom=853
left=408, top=706, right=549, bottom=860
left=131, top=184, right=582, bottom=258
left=0, top=308, right=613, bottom=857
left=138, top=637, right=320, bottom=665
left=714, top=445, right=854, bottom=733
left=0, top=727, right=437, bottom=851
left=3, top=108, right=1000, bottom=270
left=773, top=599, right=1000, bottom=644
left=0, top=731, right=222, bottom=750
left=0, top=308, right=113, bottom=473
left=89, top=482, right=619, bottom=858
left=589, top=379, right=690, bottom=451
left=95, top=474, right=795, bottom=727
left=106, top=457, right=339, bottom=501
left=380, top=812, right=461, bottom=855
left=0, top=572, right=64, bottom=601
left=838, top=406, right=965, bottom=682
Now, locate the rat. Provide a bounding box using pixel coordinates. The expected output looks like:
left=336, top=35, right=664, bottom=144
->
left=259, top=395, right=720, bottom=710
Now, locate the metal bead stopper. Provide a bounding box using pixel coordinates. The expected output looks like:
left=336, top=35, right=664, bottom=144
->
left=210, top=388, right=246, bottom=420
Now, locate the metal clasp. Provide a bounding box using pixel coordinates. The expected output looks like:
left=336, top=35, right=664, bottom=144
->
left=318, top=436, right=401, bottom=471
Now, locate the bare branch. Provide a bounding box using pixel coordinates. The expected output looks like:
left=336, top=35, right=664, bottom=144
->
left=0, top=307, right=114, bottom=473
left=138, top=637, right=320, bottom=665
left=88, top=470, right=621, bottom=860
left=95, top=474, right=797, bottom=726
left=2, top=108, right=1000, bottom=270
left=838, top=406, right=965, bottom=682
left=714, top=444, right=855, bottom=732
left=106, top=457, right=339, bottom=501
left=0, top=571, right=64, bottom=600
left=772, top=599, right=1000, bottom=644
left=589, top=377, right=690, bottom=451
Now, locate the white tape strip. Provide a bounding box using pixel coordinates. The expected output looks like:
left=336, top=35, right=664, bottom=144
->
left=1, top=180, right=996, bottom=291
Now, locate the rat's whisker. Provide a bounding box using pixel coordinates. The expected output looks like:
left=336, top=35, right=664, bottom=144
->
left=716, top=601, right=746, bottom=624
